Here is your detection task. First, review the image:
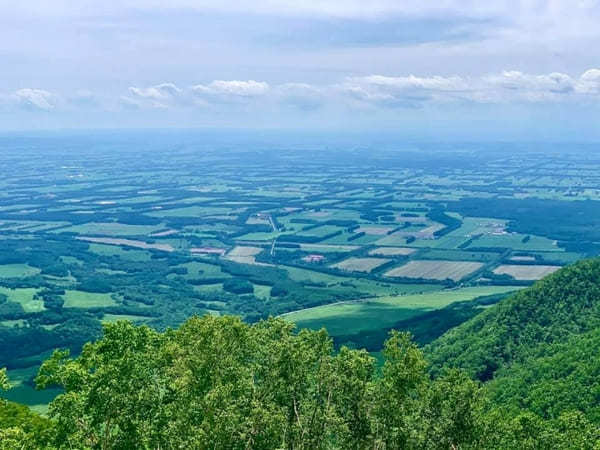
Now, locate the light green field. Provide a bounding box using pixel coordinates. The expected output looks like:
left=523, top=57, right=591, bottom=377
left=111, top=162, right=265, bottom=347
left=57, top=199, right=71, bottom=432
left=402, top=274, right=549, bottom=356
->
left=284, top=266, right=348, bottom=284
left=418, top=249, right=500, bottom=262
left=0, top=287, right=44, bottom=312
left=193, top=283, right=224, bottom=293
left=296, top=225, right=344, bottom=238
left=405, top=235, right=470, bottom=249
left=283, top=265, right=442, bottom=296
left=88, top=243, right=152, bottom=261
left=285, top=286, right=522, bottom=337
left=468, top=233, right=561, bottom=251
left=62, top=290, right=118, bottom=308
left=322, top=232, right=380, bottom=245
left=60, top=256, right=84, bottom=266
left=253, top=284, right=272, bottom=299
left=0, top=263, right=41, bottom=278
left=334, top=279, right=442, bottom=297
left=0, top=319, right=26, bottom=327
left=236, top=231, right=283, bottom=241
left=176, top=261, right=230, bottom=279
left=374, top=234, right=409, bottom=247
left=531, top=252, right=581, bottom=264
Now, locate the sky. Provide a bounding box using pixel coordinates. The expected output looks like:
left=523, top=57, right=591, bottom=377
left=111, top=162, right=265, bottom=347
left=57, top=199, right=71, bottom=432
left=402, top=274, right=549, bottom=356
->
left=2, top=1, right=600, bottom=139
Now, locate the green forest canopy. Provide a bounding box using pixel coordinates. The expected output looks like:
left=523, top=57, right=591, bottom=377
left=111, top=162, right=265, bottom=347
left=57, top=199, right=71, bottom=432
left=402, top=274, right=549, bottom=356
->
left=4, top=259, right=600, bottom=448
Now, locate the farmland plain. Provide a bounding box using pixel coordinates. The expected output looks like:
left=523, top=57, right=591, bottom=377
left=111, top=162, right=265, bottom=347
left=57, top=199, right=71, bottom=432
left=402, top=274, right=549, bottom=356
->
left=1, top=134, right=600, bottom=408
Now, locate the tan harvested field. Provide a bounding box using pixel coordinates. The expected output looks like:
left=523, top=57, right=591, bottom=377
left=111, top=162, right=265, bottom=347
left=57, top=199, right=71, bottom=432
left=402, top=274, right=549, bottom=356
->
left=190, top=247, right=226, bottom=256
left=150, top=229, right=178, bottom=237
left=493, top=264, right=561, bottom=280
left=510, top=256, right=536, bottom=262
left=368, top=247, right=416, bottom=256
left=225, top=246, right=268, bottom=265
left=228, top=246, right=263, bottom=257
left=356, top=226, right=394, bottom=235
left=77, top=237, right=174, bottom=252
left=246, top=216, right=270, bottom=225
left=385, top=260, right=484, bottom=281
left=331, top=257, right=390, bottom=273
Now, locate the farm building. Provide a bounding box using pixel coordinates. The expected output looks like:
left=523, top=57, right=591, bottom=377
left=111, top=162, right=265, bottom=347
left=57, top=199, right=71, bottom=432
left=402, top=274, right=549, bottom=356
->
left=303, top=254, right=325, bottom=263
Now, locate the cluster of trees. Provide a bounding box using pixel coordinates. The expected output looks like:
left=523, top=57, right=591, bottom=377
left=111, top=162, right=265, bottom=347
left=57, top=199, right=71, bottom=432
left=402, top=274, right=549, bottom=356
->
left=4, top=315, right=600, bottom=449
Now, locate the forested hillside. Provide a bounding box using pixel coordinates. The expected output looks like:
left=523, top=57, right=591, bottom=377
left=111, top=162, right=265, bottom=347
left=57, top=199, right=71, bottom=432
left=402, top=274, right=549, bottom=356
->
left=426, top=259, right=600, bottom=380
left=486, top=328, right=600, bottom=422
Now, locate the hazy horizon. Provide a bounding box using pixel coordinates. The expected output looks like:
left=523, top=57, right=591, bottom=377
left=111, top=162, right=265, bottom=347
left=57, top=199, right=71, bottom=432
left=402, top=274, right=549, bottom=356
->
left=2, top=1, right=600, bottom=140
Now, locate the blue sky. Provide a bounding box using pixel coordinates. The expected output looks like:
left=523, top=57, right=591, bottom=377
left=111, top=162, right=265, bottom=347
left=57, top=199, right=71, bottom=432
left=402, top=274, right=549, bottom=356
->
left=2, top=1, right=600, bottom=139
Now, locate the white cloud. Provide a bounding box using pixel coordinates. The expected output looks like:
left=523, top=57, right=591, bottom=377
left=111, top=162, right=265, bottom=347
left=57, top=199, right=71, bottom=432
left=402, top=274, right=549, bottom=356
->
left=481, top=69, right=600, bottom=102
left=128, top=83, right=182, bottom=100
left=191, top=80, right=270, bottom=99
left=3, top=68, right=600, bottom=116
left=486, top=71, right=576, bottom=94
left=578, top=69, right=600, bottom=94
left=338, top=75, right=470, bottom=107
left=13, top=88, right=58, bottom=110
left=123, top=83, right=184, bottom=108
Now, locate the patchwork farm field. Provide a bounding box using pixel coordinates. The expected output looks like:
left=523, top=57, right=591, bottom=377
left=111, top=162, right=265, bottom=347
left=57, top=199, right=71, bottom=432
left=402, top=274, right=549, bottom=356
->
left=385, top=260, right=484, bottom=281
left=492, top=264, right=561, bottom=280
left=368, top=247, right=416, bottom=256
left=331, top=257, right=390, bottom=273
left=1, top=134, right=600, bottom=408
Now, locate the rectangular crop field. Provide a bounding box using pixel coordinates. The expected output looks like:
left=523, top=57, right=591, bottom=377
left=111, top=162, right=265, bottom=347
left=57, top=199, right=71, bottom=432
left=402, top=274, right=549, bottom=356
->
left=385, top=260, right=484, bottom=281
left=62, top=290, right=118, bottom=308
left=331, top=257, right=390, bottom=273
left=493, top=264, right=561, bottom=280
left=225, top=246, right=264, bottom=264
left=368, top=247, right=416, bottom=256
left=356, top=226, right=395, bottom=235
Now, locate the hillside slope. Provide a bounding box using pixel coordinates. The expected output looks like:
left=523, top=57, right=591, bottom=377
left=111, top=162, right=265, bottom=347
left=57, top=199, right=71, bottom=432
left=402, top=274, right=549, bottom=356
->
left=426, top=258, right=600, bottom=381
left=485, top=327, right=600, bottom=422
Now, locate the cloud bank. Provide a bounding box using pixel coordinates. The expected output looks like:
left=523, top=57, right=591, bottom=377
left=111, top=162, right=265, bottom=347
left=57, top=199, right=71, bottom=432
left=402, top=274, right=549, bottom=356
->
left=7, top=68, right=597, bottom=116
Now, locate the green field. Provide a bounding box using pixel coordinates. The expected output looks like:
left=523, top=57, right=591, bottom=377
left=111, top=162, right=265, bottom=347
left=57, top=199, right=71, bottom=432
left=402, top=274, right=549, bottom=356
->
left=0, top=263, right=41, bottom=278
left=62, top=290, right=118, bottom=308
left=0, top=138, right=599, bottom=413
left=285, top=286, right=522, bottom=337
left=0, top=287, right=44, bottom=312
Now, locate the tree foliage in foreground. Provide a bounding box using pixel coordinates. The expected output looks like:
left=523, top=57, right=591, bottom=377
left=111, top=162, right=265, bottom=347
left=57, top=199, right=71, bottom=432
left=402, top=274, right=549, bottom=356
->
left=30, top=316, right=483, bottom=449
left=2, top=314, right=600, bottom=448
